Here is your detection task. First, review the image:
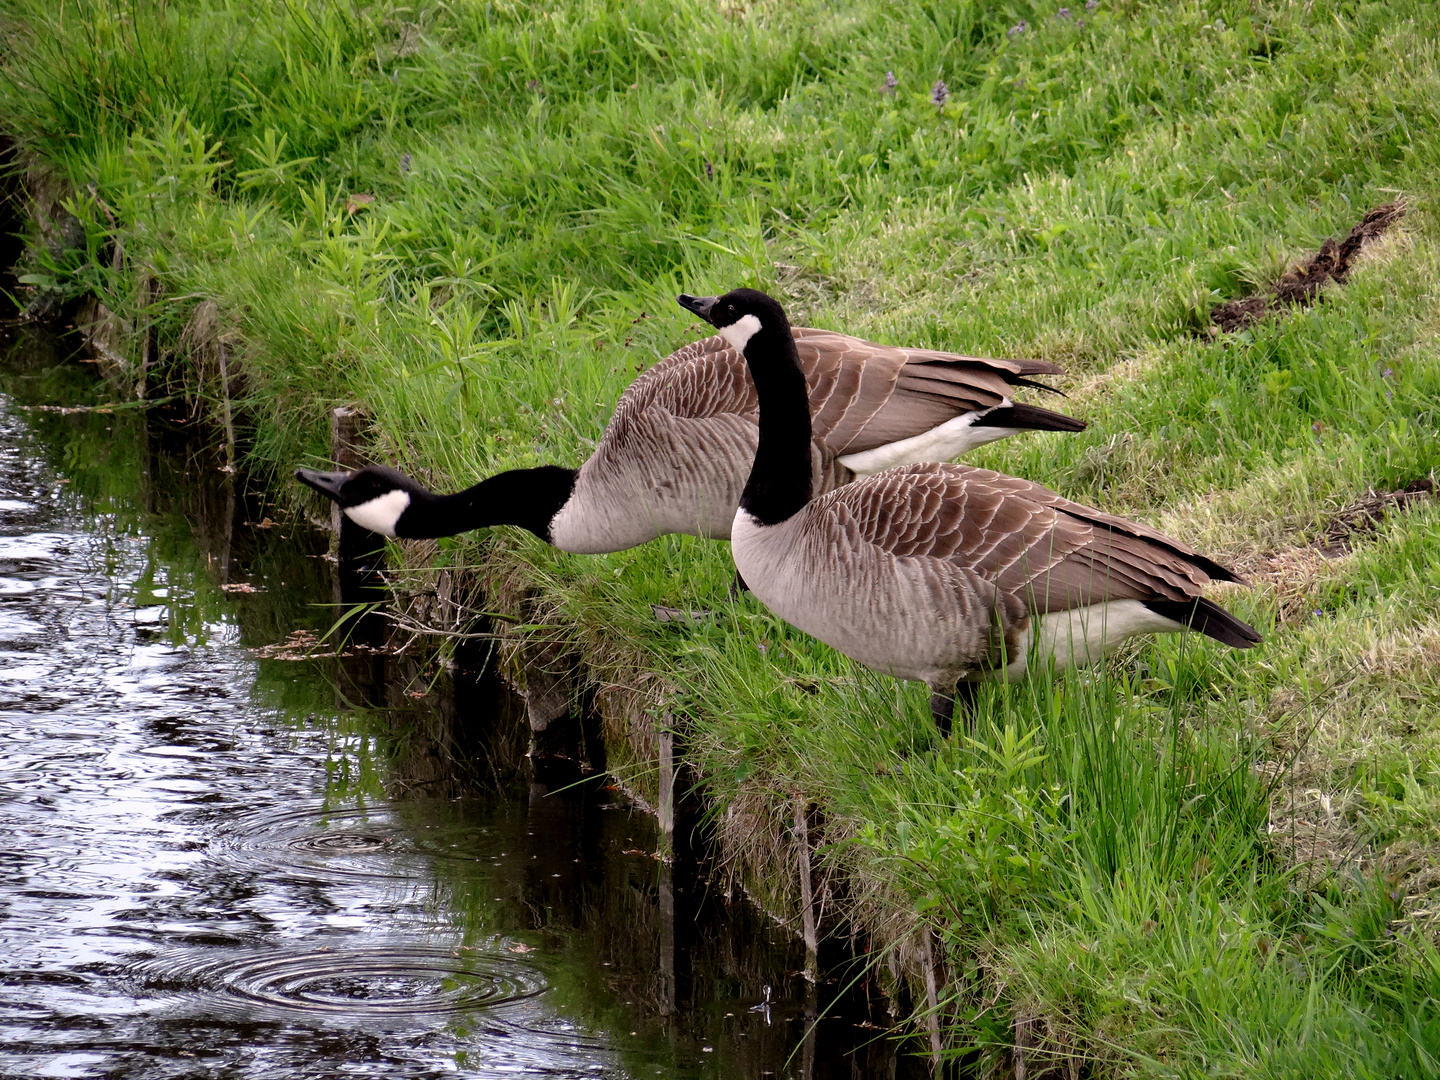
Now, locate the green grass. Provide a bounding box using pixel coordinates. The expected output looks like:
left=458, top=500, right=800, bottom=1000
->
left=4, top=0, right=1440, bottom=1072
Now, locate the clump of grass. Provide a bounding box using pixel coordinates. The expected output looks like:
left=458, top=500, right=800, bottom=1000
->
left=4, top=0, right=1440, bottom=1071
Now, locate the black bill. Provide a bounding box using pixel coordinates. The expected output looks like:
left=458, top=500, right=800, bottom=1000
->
left=676, top=293, right=718, bottom=322
left=294, top=468, right=350, bottom=501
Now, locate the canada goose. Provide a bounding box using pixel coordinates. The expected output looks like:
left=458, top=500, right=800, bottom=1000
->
left=692, top=288, right=1261, bottom=734
left=296, top=321, right=1085, bottom=552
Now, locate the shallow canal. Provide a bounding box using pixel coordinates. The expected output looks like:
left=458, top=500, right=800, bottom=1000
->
left=0, top=331, right=914, bottom=1079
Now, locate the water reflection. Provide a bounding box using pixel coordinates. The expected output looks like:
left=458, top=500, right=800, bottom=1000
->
left=0, top=330, right=916, bottom=1078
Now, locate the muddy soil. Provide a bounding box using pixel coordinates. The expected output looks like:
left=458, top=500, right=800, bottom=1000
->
left=1316, top=477, right=1435, bottom=557
left=1211, top=203, right=1405, bottom=333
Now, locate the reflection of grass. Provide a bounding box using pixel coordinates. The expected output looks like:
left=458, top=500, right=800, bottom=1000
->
left=1, top=344, right=335, bottom=652
left=4, top=0, right=1440, bottom=1070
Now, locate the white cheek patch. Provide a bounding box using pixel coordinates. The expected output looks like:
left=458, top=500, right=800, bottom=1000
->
left=718, top=313, right=762, bottom=352
left=344, top=489, right=411, bottom=537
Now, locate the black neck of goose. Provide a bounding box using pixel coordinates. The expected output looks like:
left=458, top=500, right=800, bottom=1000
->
left=396, top=465, right=577, bottom=542
left=739, top=321, right=813, bottom=526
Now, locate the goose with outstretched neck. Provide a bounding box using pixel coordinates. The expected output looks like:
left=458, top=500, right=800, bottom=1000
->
left=296, top=315, right=1085, bottom=553
left=693, top=288, right=1261, bottom=733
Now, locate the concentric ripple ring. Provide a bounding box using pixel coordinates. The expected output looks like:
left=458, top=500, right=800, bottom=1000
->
left=158, top=944, right=547, bottom=1017
left=284, top=832, right=390, bottom=854
left=211, top=804, right=412, bottom=881
left=212, top=802, right=497, bottom=882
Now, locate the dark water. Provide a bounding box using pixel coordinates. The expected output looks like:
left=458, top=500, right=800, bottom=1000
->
left=0, top=331, right=912, bottom=1079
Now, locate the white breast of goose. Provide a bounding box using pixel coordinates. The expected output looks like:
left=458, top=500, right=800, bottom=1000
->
left=836, top=402, right=1015, bottom=478
left=731, top=506, right=1002, bottom=688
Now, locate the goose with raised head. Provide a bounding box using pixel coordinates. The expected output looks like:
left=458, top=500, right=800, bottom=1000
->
left=699, top=288, right=1261, bottom=734
left=296, top=317, right=1085, bottom=552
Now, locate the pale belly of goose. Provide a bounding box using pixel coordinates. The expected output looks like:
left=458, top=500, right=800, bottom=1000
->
left=730, top=509, right=1005, bottom=689
left=548, top=476, right=738, bottom=552
left=549, top=429, right=754, bottom=552
left=970, top=600, right=1188, bottom=684
left=732, top=510, right=1192, bottom=690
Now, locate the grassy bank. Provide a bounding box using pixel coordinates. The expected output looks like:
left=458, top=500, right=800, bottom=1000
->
left=4, top=0, right=1440, bottom=1072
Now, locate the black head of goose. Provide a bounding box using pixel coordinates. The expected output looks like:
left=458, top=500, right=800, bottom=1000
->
left=693, top=287, right=1262, bottom=735
left=294, top=463, right=577, bottom=541
left=679, top=289, right=816, bottom=526
left=297, top=306, right=1085, bottom=554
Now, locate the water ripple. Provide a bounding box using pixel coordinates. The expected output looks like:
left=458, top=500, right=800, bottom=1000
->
left=212, top=802, right=496, bottom=883
left=142, top=942, right=547, bottom=1019
left=212, top=805, right=418, bottom=883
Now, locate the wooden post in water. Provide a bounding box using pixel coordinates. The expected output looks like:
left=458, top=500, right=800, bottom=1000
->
left=801, top=974, right=818, bottom=1080
left=329, top=406, right=365, bottom=548
left=658, top=861, right=676, bottom=1017
left=216, top=342, right=236, bottom=475
left=921, top=927, right=943, bottom=1071
left=136, top=271, right=159, bottom=402
left=328, top=405, right=387, bottom=636
left=793, top=795, right=818, bottom=981
left=657, top=721, right=675, bottom=858
left=1011, top=1011, right=1043, bottom=1080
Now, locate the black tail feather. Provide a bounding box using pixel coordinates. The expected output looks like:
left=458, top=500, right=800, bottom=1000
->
left=1185, top=556, right=1247, bottom=586
left=1007, top=374, right=1067, bottom=396
left=972, top=401, right=1087, bottom=433
left=918, top=359, right=1067, bottom=395
left=1143, top=597, right=1262, bottom=649
left=1000, top=358, right=1066, bottom=379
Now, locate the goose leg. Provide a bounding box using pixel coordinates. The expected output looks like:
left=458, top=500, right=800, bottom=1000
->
left=929, top=692, right=954, bottom=738
left=954, top=681, right=979, bottom=732
left=929, top=682, right=980, bottom=739
left=729, top=569, right=750, bottom=599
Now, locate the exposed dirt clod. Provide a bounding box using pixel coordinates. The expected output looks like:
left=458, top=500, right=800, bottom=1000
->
left=1240, top=479, right=1435, bottom=625
left=1211, top=202, right=1405, bottom=332
left=1316, top=478, right=1434, bottom=557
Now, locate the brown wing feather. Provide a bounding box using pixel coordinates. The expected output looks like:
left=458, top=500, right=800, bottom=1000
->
left=790, top=328, right=1061, bottom=455
left=789, top=331, right=901, bottom=452
left=889, top=346, right=1064, bottom=378
left=821, top=463, right=1235, bottom=613
left=590, top=336, right=752, bottom=487
left=596, top=329, right=1069, bottom=484
left=966, top=471, right=1244, bottom=583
